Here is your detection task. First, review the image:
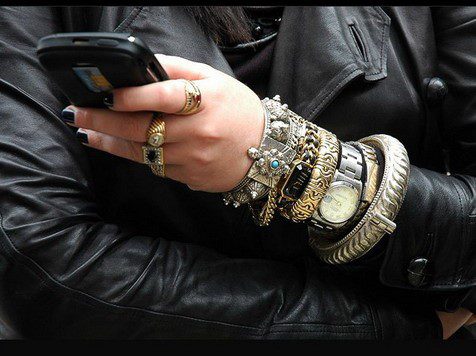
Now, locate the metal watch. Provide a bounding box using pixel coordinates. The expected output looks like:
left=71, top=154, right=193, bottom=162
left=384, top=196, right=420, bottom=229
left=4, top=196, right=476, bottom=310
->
left=309, top=142, right=364, bottom=232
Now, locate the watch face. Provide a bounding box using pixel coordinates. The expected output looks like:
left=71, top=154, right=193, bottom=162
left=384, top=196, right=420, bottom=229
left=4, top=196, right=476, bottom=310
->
left=319, top=183, right=360, bottom=224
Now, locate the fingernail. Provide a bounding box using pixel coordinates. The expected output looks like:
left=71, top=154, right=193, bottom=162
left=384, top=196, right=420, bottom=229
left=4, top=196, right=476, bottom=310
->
left=103, top=93, right=114, bottom=107
left=61, top=108, right=76, bottom=124
left=76, top=130, right=89, bottom=144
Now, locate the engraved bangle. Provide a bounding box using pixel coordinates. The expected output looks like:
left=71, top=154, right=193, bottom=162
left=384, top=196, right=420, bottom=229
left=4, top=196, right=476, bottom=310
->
left=284, top=128, right=340, bottom=223
left=309, top=134, right=410, bottom=264
left=223, top=96, right=305, bottom=207
left=222, top=103, right=272, bottom=207
left=245, top=98, right=307, bottom=226
left=278, top=125, right=321, bottom=216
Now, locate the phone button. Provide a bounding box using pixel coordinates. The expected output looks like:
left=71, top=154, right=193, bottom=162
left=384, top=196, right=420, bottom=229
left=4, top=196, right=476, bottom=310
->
left=97, top=39, right=119, bottom=47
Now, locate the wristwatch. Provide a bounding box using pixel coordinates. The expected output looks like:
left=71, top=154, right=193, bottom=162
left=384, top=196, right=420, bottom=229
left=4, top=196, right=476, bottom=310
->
left=309, top=142, right=364, bottom=233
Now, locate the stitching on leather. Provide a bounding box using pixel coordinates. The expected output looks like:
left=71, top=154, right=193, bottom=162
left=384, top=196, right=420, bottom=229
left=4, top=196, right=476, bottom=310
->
left=0, top=212, right=375, bottom=335
left=365, top=7, right=389, bottom=77
left=113, top=6, right=144, bottom=33
left=368, top=302, right=382, bottom=339
left=307, top=65, right=362, bottom=120
left=449, top=177, right=467, bottom=284
left=0, top=78, right=61, bottom=122
left=266, top=330, right=374, bottom=334
left=270, top=322, right=373, bottom=328
left=0, top=212, right=263, bottom=333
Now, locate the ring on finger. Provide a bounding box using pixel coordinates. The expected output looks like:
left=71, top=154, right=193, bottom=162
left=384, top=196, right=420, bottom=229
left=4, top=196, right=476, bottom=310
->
left=146, top=112, right=166, bottom=147
left=175, top=80, right=201, bottom=115
left=143, top=112, right=166, bottom=177
left=142, top=144, right=165, bottom=178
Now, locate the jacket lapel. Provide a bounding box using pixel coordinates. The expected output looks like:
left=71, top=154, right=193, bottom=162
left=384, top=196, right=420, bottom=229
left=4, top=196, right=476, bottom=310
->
left=268, top=6, right=391, bottom=120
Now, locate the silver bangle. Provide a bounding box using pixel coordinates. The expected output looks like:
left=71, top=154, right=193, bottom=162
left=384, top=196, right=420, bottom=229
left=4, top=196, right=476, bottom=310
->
left=309, top=134, right=410, bottom=264
left=223, top=95, right=305, bottom=207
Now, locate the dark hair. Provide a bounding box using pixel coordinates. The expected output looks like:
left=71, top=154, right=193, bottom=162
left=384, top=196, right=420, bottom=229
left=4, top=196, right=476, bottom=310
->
left=184, top=6, right=253, bottom=46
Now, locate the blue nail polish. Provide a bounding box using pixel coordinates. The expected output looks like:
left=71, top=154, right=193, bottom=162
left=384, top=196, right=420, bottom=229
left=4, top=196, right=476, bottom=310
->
left=76, top=130, right=88, bottom=144
left=61, top=108, right=76, bottom=124
left=103, top=93, right=114, bottom=107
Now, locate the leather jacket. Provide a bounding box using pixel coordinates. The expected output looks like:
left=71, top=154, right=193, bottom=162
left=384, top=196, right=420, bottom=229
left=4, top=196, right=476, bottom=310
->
left=0, top=6, right=474, bottom=339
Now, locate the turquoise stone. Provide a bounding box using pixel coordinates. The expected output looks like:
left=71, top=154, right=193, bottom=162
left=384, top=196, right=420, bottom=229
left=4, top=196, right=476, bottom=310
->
left=271, top=160, right=280, bottom=169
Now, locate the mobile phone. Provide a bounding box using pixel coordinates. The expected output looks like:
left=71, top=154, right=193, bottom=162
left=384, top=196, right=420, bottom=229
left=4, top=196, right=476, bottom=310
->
left=37, top=32, right=169, bottom=107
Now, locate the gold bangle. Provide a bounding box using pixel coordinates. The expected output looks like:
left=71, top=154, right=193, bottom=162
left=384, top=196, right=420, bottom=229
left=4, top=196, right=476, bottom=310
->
left=248, top=187, right=279, bottom=226
left=278, top=126, right=321, bottom=217
left=285, top=128, right=339, bottom=223
left=310, top=134, right=410, bottom=264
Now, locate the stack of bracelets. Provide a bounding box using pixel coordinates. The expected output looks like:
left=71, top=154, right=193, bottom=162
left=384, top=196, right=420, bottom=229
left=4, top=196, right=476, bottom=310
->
left=223, top=95, right=410, bottom=264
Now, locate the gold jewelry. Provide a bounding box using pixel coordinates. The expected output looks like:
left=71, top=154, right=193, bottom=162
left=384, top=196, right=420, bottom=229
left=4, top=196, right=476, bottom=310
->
left=355, top=142, right=380, bottom=212
left=142, top=145, right=165, bottom=177
left=146, top=112, right=166, bottom=147
left=277, top=130, right=319, bottom=218
left=248, top=187, right=279, bottom=226
left=284, top=127, right=340, bottom=223
left=175, top=80, right=201, bottom=115
left=310, top=134, right=410, bottom=264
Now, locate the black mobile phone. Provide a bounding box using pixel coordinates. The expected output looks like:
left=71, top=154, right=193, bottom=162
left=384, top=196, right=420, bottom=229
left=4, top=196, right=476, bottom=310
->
left=37, top=32, right=169, bottom=107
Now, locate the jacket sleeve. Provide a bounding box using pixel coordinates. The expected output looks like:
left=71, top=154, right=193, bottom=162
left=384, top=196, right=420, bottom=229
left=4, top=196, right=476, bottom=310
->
left=376, top=7, right=476, bottom=313
left=0, top=7, right=441, bottom=339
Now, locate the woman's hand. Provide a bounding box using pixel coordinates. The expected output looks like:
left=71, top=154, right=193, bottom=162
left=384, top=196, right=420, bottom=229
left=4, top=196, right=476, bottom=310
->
left=63, top=54, right=265, bottom=192
left=436, top=308, right=474, bottom=339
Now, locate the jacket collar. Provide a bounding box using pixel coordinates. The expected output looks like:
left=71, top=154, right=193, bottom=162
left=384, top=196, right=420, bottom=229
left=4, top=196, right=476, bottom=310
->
left=268, top=6, right=391, bottom=120
left=122, top=6, right=235, bottom=76
left=121, top=6, right=390, bottom=120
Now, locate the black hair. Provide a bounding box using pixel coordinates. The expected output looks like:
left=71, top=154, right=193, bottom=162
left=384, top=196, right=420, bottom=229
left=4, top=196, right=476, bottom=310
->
left=184, top=6, right=253, bottom=46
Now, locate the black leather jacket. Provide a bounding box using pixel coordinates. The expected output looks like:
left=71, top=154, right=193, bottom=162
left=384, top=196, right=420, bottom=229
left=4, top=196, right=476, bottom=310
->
left=0, top=6, right=474, bottom=339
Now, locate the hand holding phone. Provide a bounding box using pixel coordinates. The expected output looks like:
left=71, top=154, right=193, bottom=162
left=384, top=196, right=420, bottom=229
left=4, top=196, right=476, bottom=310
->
left=37, top=32, right=169, bottom=107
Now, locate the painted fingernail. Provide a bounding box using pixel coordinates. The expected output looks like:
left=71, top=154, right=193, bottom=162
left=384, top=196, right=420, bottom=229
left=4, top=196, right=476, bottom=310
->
left=103, top=93, right=114, bottom=107
left=61, top=108, right=76, bottom=124
left=76, top=130, right=89, bottom=144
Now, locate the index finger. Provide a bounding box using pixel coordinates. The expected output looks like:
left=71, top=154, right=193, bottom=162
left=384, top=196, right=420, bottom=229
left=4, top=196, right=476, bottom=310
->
left=110, top=79, right=192, bottom=113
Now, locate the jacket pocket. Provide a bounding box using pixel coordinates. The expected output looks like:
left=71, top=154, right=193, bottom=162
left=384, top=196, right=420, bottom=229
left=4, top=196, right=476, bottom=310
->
left=348, top=22, right=369, bottom=62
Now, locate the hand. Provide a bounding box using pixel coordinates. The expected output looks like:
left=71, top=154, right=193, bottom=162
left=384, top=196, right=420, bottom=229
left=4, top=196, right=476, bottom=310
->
left=465, top=314, right=476, bottom=326
left=436, top=308, right=474, bottom=339
left=63, top=54, right=265, bottom=192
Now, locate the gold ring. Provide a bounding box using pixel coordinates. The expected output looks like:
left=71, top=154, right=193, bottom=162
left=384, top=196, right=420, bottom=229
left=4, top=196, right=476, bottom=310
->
left=142, top=144, right=165, bottom=178
left=146, top=112, right=166, bottom=147
left=175, top=80, right=201, bottom=115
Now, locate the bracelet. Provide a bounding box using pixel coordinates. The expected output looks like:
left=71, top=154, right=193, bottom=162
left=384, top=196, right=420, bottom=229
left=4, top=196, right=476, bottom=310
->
left=248, top=186, right=279, bottom=226
left=222, top=104, right=271, bottom=207
left=308, top=141, right=365, bottom=235
left=283, top=126, right=340, bottom=223
left=278, top=124, right=321, bottom=218
left=309, top=134, right=410, bottom=264
left=252, top=128, right=317, bottom=227
left=350, top=141, right=380, bottom=217
left=223, top=95, right=305, bottom=208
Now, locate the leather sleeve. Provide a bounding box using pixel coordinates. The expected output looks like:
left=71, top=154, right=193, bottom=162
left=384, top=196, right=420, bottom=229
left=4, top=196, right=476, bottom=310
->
left=0, top=7, right=442, bottom=338
left=377, top=7, right=476, bottom=312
